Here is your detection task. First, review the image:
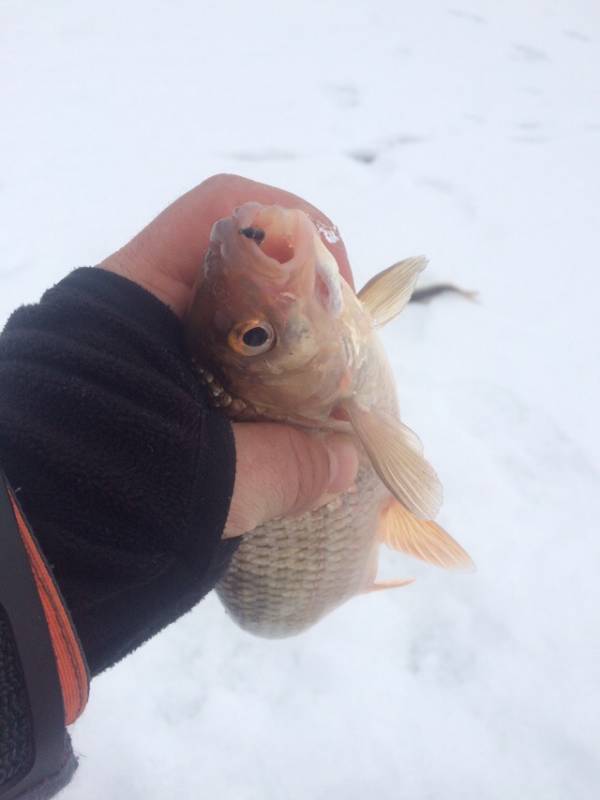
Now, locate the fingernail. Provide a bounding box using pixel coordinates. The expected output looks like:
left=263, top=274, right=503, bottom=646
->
left=325, top=436, right=359, bottom=494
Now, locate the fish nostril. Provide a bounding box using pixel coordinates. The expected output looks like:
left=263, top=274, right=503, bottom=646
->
left=315, top=275, right=330, bottom=308
left=239, top=226, right=266, bottom=244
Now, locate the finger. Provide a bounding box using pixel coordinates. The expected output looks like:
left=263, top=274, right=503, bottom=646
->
left=223, top=423, right=359, bottom=538
left=100, top=173, right=354, bottom=317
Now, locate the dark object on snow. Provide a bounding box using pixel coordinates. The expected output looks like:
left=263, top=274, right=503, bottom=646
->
left=410, top=283, right=478, bottom=304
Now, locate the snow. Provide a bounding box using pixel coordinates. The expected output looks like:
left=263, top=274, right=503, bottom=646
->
left=2, top=1, right=600, bottom=797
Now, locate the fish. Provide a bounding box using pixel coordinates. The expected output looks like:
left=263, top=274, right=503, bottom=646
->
left=185, top=202, right=473, bottom=638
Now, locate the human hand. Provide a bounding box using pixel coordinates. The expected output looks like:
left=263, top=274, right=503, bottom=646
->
left=101, top=174, right=359, bottom=537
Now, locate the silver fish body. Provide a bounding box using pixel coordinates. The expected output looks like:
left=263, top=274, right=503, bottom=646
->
left=216, top=464, right=385, bottom=637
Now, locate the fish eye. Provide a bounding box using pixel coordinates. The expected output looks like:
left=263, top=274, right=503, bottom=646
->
left=243, top=327, right=269, bottom=347
left=228, top=320, right=275, bottom=356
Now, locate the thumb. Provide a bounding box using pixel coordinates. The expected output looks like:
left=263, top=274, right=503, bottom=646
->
left=223, top=423, right=359, bottom=538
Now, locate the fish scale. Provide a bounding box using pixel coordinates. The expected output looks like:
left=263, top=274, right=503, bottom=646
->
left=216, top=465, right=386, bottom=637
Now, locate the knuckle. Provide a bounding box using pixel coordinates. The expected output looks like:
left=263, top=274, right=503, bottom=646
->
left=286, top=429, right=328, bottom=514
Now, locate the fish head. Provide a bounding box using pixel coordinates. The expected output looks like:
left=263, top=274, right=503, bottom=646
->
left=186, top=202, right=361, bottom=423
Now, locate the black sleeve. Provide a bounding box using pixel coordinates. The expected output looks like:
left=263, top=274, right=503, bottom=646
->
left=0, top=267, right=238, bottom=676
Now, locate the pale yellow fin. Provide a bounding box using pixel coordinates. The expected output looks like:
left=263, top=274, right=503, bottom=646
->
left=363, top=578, right=415, bottom=594
left=381, top=499, right=474, bottom=570
left=357, top=256, right=427, bottom=327
left=343, top=401, right=443, bottom=520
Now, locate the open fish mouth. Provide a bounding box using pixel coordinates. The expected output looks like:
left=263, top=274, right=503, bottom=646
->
left=238, top=222, right=296, bottom=264
left=223, top=203, right=344, bottom=318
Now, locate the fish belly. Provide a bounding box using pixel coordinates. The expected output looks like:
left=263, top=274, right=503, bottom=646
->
left=216, top=465, right=385, bottom=637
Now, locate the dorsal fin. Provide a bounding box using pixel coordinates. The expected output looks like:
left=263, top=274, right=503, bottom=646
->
left=357, top=256, right=427, bottom=326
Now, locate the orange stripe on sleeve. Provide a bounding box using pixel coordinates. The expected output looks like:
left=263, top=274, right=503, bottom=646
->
left=9, top=493, right=90, bottom=726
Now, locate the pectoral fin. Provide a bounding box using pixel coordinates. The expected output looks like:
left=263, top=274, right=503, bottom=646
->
left=343, top=400, right=443, bottom=520
left=357, top=256, right=427, bottom=327
left=381, top=499, right=474, bottom=570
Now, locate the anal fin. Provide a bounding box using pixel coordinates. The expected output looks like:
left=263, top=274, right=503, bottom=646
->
left=363, top=578, right=415, bottom=594
left=381, top=499, right=474, bottom=571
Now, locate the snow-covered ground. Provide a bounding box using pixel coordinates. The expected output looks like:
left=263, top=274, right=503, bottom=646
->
left=2, top=1, right=599, bottom=798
